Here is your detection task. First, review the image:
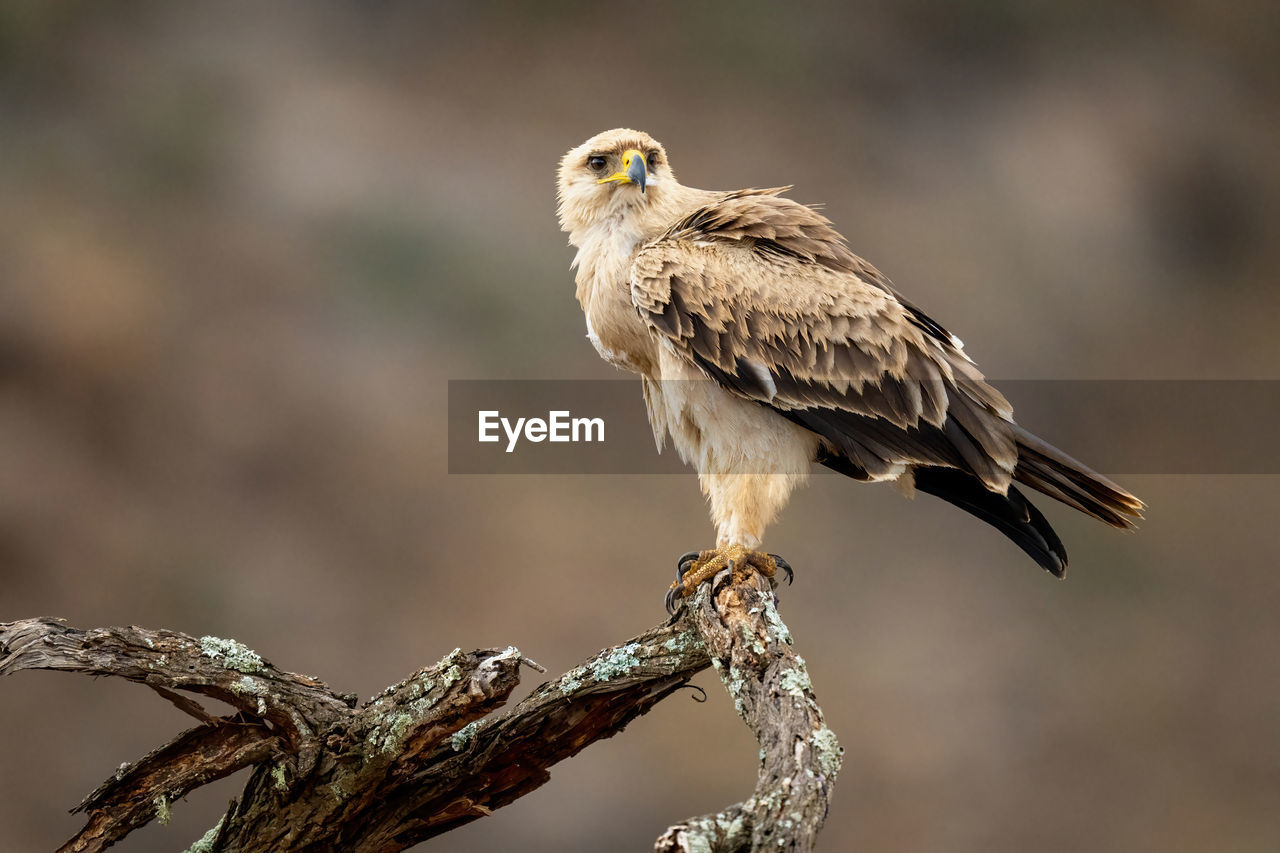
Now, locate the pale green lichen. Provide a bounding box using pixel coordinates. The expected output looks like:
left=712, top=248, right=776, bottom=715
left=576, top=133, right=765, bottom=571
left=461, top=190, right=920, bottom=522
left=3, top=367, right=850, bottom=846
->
left=762, top=601, right=793, bottom=645
left=662, top=630, right=701, bottom=654
left=182, top=817, right=224, bottom=853
left=560, top=642, right=643, bottom=695
left=392, top=648, right=462, bottom=695
left=811, top=724, right=843, bottom=780
left=371, top=648, right=465, bottom=706
left=450, top=720, right=481, bottom=751
left=199, top=636, right=264, bottom=674
left=270, top=764, right=288, bottom=791
left=366, top=674, right=455, bottom=753
left=589, top=642, right=640, bottom=680
left=779, top=663, right=812, bottom=696
left=682, top=831, right=714, bottom=853
left=230, top=675, right=263, bottom=695
left=753, top=786, right=785, bottom=819
left=720, top=663, right=750, bottom=720
left=370, top=710, right=416, bottom=755
left=677, top=811, right=747, bottom=853
left=154, top=794, right=171, bottom=826
left=227, top=675, right=269, bottom=714
left=389, top=673, right=435, bottom=703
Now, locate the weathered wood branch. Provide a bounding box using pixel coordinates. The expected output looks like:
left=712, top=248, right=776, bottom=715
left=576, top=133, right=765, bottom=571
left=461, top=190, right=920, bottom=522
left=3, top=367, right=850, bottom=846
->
left=656, top=572, right=843, bottom=853
left=0, top=572, right=841, bottom=853
left=69, top=717, right=280, bottom=852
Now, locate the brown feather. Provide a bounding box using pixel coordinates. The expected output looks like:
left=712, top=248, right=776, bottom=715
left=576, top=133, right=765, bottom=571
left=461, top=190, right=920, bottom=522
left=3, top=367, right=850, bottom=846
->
left=631, top=192, right=1022, bottom=485
left=559, top=128, right=1142, bottom=568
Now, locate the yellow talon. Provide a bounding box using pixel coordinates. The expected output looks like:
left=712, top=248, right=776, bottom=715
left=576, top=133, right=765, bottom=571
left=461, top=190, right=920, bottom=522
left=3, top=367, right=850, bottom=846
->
left=667, top=545, right=781, bottom=611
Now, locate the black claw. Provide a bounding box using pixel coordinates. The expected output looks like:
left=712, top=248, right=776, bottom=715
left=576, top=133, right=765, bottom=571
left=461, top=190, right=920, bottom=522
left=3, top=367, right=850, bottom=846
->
left=675, top=550, right=701, bottom=580
left=707, top=561, right=736, bottom=616
left=664, top=585, right=681, bottom=615
left=768, top=554, right=794, bottom=585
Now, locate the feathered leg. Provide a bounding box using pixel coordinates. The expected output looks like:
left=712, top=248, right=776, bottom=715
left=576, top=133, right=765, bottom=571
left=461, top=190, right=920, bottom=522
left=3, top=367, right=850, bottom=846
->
left=665, top=471, right=804, bottom=611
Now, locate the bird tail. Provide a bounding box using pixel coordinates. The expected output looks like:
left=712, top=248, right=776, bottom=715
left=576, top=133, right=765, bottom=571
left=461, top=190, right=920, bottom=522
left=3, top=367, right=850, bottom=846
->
left=815, top=423, right=1143, bottom=578
left=1011, top=426, right=1145, bottom=530
left=913, top=466, right=1068, bottom=576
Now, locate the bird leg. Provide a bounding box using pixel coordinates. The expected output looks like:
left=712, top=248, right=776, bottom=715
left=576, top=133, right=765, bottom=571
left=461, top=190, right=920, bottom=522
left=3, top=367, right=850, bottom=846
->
left=666, top=545, right=793, bottom=613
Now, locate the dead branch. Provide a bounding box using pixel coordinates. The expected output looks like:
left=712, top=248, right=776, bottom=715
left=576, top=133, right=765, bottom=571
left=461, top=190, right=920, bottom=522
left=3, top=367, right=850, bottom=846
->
left=656, top=572, right=843, bottom=853
left=0, top=572, right=840, bottom=853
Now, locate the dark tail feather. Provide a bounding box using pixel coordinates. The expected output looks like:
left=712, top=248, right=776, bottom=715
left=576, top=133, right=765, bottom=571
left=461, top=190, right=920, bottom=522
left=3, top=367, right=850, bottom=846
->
left=913, top=466, right=1068, bottom=577
left=1011, top=426, right=1144, bottom=529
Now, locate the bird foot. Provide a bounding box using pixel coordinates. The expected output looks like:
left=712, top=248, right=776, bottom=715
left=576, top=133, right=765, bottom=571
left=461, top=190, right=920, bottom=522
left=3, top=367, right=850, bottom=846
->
left=665, top=545, right=793, bottom=613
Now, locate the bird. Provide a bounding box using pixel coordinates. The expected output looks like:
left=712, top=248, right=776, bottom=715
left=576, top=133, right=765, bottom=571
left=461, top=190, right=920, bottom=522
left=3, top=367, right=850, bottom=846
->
left=556, top=128, right=1143, bottom=610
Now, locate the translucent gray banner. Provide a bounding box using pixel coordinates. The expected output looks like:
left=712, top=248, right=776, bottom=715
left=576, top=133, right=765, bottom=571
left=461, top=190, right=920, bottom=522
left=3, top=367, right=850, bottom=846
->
left=447, top=380, right=1280, bottom=475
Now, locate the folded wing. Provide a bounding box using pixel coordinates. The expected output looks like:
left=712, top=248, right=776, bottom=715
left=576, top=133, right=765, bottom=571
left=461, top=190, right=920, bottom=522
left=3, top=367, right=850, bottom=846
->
left=630, top=189, right=1142, bottom=574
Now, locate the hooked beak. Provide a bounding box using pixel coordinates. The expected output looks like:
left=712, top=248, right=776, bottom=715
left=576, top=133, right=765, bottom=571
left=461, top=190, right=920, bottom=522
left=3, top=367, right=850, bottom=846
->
left=597, top=148, right=648, bottom=193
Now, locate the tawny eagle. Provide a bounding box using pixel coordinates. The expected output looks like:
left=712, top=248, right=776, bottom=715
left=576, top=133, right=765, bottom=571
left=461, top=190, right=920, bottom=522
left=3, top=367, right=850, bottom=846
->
left=556, top=128, right=1142, bottom=609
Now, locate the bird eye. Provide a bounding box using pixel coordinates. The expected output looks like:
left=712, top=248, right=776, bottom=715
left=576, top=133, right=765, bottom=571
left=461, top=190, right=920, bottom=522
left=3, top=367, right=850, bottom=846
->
left=587, top=155, right=606, bottom=172
left=647, top=152, right=659, bottom=170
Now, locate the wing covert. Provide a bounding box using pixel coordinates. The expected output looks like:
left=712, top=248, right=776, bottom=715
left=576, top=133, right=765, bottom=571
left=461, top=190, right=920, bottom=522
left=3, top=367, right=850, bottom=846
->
left=630, top=190, right=1020, bottom=489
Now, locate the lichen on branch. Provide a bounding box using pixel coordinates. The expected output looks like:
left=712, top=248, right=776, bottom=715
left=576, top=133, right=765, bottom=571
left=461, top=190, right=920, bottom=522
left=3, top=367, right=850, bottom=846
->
left=1, top=568, right=840, bottom=853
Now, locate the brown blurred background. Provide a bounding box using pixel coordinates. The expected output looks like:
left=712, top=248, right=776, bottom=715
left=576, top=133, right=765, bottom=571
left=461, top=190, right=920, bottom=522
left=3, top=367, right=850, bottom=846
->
left=2, top=2, right=1278, bottom=851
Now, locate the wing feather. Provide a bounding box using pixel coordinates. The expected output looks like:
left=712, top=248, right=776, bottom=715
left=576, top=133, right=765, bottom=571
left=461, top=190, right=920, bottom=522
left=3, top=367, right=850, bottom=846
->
left=628, top=187, right=1141, bottom=569
left=631, top=189, right=1019, bottom=490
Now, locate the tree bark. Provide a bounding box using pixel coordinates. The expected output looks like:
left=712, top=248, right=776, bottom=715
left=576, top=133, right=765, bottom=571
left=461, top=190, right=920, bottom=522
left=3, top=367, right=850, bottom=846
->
left=656, top=571, right=842, bottom=853
left=0, top=570, right=841, bottom=853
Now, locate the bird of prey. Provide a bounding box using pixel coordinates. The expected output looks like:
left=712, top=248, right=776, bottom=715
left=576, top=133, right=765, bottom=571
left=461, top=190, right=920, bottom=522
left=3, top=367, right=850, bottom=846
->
left=557, top=128, right=1143, bottom=609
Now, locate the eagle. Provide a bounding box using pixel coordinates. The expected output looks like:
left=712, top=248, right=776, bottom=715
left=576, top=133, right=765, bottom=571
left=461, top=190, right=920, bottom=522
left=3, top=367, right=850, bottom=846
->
left=556, top=128, right=1143, bottom=610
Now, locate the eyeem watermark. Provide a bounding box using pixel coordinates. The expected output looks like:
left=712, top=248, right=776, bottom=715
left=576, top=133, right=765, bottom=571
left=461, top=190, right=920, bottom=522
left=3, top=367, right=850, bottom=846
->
left=478, top=410, right=605, bottom=452
left=449, top=378, right=1280, bottom=475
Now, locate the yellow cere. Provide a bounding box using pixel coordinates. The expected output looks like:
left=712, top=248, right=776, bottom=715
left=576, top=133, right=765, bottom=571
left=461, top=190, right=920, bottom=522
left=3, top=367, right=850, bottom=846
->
left=597, top=149, right=645, bottom=185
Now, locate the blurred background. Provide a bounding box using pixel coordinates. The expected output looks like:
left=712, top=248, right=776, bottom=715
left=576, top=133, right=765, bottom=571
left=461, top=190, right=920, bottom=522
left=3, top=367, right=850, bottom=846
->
left=2, top=1, right=1278, bottom=850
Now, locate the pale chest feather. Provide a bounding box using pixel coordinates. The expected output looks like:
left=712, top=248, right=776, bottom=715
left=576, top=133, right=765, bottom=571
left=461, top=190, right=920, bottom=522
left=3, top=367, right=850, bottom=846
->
left=574, top=224, right=657, bottom=375
left=644, top=345, right=821, bottom=477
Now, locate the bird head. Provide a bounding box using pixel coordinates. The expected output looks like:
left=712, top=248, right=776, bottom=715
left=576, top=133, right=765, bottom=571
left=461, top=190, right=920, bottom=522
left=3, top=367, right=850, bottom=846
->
left=557, top=128, right=673, bottom=236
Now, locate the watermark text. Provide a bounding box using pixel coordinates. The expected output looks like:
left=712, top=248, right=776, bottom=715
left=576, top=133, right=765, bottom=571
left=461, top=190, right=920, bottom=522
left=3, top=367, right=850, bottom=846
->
left=478, top=410, right=605, bottom=452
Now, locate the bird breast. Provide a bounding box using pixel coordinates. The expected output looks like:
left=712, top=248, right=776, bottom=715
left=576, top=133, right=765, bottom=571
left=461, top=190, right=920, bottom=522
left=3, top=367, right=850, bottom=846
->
left=585, top=311, right=648, bottom=371
left=575, top=226, right=657, bottom=376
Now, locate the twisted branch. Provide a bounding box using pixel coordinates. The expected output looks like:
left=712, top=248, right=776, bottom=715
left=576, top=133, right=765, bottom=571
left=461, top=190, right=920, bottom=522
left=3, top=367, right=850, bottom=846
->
left=0, top=571, right=841, bottom=853
left=657, top=573, right=842, bottom=852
